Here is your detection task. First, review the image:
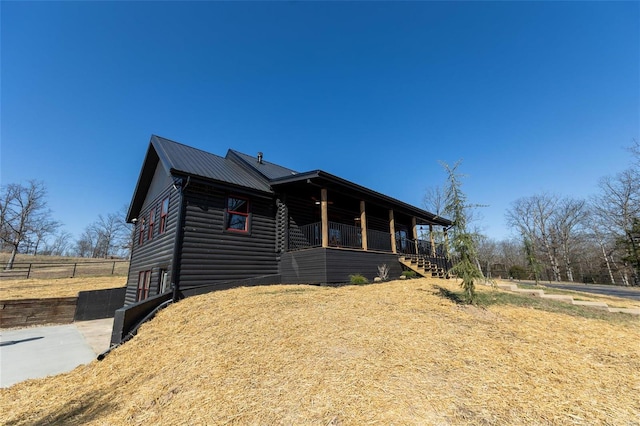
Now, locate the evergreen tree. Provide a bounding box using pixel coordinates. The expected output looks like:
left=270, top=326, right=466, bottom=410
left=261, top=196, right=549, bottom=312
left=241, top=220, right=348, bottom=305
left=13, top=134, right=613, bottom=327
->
left=441, top=161, right=484, bottom=303
left=523, top=237, right=541, bottom=285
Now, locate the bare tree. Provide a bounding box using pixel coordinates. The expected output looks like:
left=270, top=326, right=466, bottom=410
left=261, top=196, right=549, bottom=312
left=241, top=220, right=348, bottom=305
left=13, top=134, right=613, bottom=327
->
left=91, top=212, right=129, bottom=258
left=75, top=227, right=99, bottom=258
left=629, top=138, right=640, bottom=166
left=43, top=230, right=73, bottom=256
left=476, top=235, right=498, bottom=278
left=587, top=225, right=617, bottom=284
left=74, top=208, right=131, bottom=258
left=591, top=170, right=640, bottom=285
left=0, top=181, right=52, bottom=269
left=423, top=185, right=446, bottom=217
left=551, top=198, right=587, bottom=282
left=116, top=204, right=134, bottom=259
left=29, top=216, right=61, bottom=255
left=497, top=239, right=526, bottom=268
left=506, top=193, right=561, bottom=281
left=0, top=185, right=15, bottom=251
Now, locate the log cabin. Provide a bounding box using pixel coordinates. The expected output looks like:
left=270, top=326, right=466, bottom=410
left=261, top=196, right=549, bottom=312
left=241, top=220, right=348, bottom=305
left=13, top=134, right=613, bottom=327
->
left=125, top=134, right=454, bottom=303
left=110, top=135, right=452, bottom=345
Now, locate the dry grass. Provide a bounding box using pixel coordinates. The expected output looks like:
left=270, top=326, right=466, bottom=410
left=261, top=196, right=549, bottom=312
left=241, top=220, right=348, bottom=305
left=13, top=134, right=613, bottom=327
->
left=0, top=276, right=126, bottom=300
left=2, top=278, right=639, bottom=425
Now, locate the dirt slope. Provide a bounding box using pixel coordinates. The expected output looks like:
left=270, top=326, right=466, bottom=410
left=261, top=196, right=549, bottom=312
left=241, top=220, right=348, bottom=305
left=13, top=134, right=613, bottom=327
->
left=2, top=278, right=639, bottom=425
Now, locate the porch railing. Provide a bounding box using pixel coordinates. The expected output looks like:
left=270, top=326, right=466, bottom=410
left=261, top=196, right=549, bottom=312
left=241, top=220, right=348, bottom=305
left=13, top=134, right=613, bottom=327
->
left=287, top=225, right=448, bottom=261
left=368, top=229, right=392, bottom=252
left=397, top=238, right=449, bottom=257
left=397, top=238, right=435, bottom=256
left=288, top=223, right=322, bottom=250
left=287, top=222, right=392, bottom=252
left=400, top=238, right=453, bottom=271
left=328, top=221, right=361, bottom=249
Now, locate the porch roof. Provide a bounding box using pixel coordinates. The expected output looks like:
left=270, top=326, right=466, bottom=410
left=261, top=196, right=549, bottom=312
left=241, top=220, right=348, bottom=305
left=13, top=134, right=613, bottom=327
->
left=270, top=170, right=453, bottom=227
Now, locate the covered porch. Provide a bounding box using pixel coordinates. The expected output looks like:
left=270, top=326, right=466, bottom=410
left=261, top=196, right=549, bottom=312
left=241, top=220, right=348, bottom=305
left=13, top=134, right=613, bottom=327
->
left=272, top=171, right=453, bottom=283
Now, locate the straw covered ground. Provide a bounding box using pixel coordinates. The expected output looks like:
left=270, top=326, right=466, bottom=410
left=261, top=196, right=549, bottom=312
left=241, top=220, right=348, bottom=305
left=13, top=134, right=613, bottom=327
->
left=0, top=276, right=127, bottom=299
left=2, top=278, right=639, bottom=425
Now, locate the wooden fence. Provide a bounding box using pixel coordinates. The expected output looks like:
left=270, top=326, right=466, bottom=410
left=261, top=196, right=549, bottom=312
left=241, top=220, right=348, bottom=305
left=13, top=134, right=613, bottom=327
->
left=1, top=260, right=129, bottom=280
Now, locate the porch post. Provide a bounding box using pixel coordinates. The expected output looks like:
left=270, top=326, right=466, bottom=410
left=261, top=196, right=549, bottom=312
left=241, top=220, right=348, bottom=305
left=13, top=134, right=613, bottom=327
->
left=360, top=200, right=368, bottom=251
left=411, top=217, right=418, bottom=254
left=389, top=209, right=397, bottom=254
left=321, top=188, right=329, bottom=248
left=443, top=226, right=450, bottom=257
left=429, top=224, right=436, bottom=256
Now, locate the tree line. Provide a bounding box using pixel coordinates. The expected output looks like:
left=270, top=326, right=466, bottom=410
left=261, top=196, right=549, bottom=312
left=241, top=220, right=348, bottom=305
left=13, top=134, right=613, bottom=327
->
left=0, top=180, right=132, bottom=270
left=429, top=141, right=639, bottom=286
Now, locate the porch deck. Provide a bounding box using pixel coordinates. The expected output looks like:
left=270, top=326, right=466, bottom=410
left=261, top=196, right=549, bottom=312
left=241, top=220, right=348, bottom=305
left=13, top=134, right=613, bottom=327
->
left=283, top=221, right=451, bottom=283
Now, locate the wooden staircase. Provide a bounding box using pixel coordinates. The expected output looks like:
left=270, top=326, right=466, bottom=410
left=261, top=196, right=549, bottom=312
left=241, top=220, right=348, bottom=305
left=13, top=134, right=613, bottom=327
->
left=398, top=254, right=450, bottom=279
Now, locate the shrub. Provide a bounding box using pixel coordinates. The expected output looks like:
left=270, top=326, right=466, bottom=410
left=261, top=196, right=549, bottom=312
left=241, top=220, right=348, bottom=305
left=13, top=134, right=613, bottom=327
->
left=349, top=274, right=369, bottom=285
left=377, top=264, right=390, bottom=281
left=401, top=270, right=417, bottom=279
left=509, top=265, right=529, bottom=280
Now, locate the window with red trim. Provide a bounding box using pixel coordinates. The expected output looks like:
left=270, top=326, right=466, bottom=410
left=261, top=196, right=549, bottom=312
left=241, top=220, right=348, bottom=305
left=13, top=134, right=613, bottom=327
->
left=148, top=208, right=155, bottom=241
left=159, top=197, right=169, bottom=234
left=137, top=270, right=151, bottom=301
left=226, top=196, right=249, bottom=232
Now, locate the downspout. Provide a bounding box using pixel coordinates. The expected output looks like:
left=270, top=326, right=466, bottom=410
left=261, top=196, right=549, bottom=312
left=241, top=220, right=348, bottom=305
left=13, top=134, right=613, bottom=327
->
left=97, top=176, right=190, bottom=361
left=171, top=176, right=190, bottom=302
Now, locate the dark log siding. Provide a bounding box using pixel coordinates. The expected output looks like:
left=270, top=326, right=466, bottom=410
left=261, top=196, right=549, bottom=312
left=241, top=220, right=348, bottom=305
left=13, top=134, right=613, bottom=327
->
left=287, top=193, right=317, bottom=227
left=125, top=185, right=178, bottom=305
left=178, top=185, right=278, bottom=289
left=275, top=198, right=287, bottom=254
left=325, top=249, right=402, bottom=283
left=281, top=247, right=402, bottom=284
left=280, top=248, right=327, bottom=284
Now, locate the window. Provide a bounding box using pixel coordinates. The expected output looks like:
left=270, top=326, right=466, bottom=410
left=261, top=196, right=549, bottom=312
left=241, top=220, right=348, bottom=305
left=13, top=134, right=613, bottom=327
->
left=159, top=197, right=169, bottom=234
left=226, top=196, right=250, bottom=232
left=158, top=269, right=170, bottom=294
left=138, top=218, right=146, bottom=246
left=137, top=270, right=151, bottom=301
left=148, top=208, right=155, bottom=241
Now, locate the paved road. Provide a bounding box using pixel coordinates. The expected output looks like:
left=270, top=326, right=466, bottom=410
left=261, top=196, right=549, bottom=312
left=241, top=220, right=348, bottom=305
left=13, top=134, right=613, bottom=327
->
left=541, top=283, right=640, bottom=301
left=0, top=318, right=113, bottom=388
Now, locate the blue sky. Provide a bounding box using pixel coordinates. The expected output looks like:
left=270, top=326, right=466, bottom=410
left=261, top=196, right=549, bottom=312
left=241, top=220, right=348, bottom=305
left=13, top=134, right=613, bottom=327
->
left=2, top=1, right=638, bottom=242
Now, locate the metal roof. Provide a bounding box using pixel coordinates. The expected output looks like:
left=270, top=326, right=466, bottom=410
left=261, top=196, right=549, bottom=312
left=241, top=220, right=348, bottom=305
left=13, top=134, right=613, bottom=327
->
left=227, top=150, right=299, bottom=180
left=152, top=136, right=271, bottom=192
left=127, top=135, right=452, bottom=226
